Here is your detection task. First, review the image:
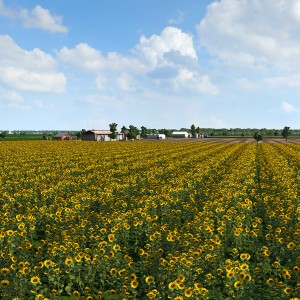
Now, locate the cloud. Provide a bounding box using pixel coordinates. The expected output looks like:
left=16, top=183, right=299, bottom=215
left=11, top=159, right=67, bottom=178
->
left=0, top=1, right=67, bottom=32
left=198, top=0, right=300, bottom=73
left=136, top=27, right=198, bottom=67
left=20, top=5, right=68, bottom=33
left=3, top=89, right=23, bottom=102
left=58, top=43, right=103, bottom=71
left=236, top=77, right=258, bottom=89
left=169, top=10, right=186, bottom=25
left=0, top=35, right=66, bottom=93
left=116, top=73, right=136, bottom=92
left=32, top=100, right=54, bottom=110
left=175, top=70, right=218, bottom=95
left=0, top=67, right=66, bottom=93
left=0, top=35, right=56, bottom=70
left=263, top=74, right=300, bottom=87
left=211, top=115, right=226, bottom=128
left=60, top=26, right=217, bottom=97
left=0, top=87, right=31, bottom=109
left=281, top=101, right=298, bottom=113
left=0, top=0, right=13, bottom=17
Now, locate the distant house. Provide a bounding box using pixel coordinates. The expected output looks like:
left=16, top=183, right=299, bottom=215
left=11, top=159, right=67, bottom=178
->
left=82, top=130, right=124, bottom=141
left=53, top=133, right=72, bottom=140
left=147, top=134, right=166, bottom=140
left=172, top=131, right=189, bottom=138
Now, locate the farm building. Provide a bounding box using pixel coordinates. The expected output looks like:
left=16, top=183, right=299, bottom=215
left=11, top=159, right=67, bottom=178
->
left=146, top=134, right=166, bottom=140
left=191, top=132, right=205, bottom=138
left=53, top=133, right=72, bottom=140
left=172, top=131, right=189, bottom=138
left=82, top=130, right=124, bottom=141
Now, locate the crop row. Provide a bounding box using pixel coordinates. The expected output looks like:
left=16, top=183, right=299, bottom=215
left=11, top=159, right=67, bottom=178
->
left=0, top=141, right=299, bottom=299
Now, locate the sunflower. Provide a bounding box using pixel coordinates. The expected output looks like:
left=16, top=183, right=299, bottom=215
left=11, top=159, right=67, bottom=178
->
left=240, top=253, right=251, bottom=261
left=73, top=290, right=80, bottom=297
left=65, top=257, right=73, bottom=266
left=113, top=244, right=120, bottom=251
left=1, top=279, right=10, bottom=286
left=168, top=281, right=177, bottom=290
left=184, top=288, right=193, bottom=298
left=283, top=287, right=292, bottom=295
left=1, top=267, right=9, bottom=274
left=130, top=280, right=138, bottom=289
left=226, top=271, right=235, bottom=278
left=30, top=276, right=41, bottom=285
left=44, top=260, right=53, bottom=267
left=145, top=276, right=154, bottom=284
left=118, top=269, right=127, bottom=276
left=110, top=268, right=117, bottom=276
left=108, top=233, right=114, bottom=242
left=240, top=263, right=249, bottom=271
left=234, top=281, right=243, bottom=289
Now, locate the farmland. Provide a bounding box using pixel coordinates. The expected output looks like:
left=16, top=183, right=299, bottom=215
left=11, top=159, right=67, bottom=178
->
left=0, top=140, right=299, bottom=299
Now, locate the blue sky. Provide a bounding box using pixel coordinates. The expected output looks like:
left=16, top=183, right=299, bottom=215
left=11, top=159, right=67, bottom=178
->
left=1, top=0, right=300, bottom=131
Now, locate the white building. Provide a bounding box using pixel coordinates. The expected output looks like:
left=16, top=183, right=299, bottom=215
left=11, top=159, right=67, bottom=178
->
left=82, top=130, right=124, bottom=141
left=172, top=131, right=189, bottom=138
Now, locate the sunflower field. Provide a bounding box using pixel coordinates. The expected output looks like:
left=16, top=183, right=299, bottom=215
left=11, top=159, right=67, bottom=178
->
left=0, top=140, right=299, bottom=300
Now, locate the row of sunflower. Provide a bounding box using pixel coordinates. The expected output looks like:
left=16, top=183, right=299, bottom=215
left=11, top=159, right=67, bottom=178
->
left=0, top=140, right=299, bottom=299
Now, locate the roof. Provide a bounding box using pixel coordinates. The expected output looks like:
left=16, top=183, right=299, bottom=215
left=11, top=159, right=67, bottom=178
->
left=54, top=132, right=71, bottom=137
left=172, top=131, right=189, bottom=134
left=82, top=130, right=111, bottom=134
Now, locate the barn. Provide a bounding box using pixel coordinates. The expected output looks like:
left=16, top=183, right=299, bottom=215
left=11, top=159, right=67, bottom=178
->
left=172, top=131, right=189, bottom=138
left=82, top=130, right=124, bottom=141
left=146, top=134, right=166, bottom=140
left=53, top=133, right=72, bottom=140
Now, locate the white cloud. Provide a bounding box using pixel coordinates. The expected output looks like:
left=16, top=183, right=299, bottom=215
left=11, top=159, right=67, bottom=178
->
left=169, top=10, right=185, bottom=25
left=95, top=74, right=107, bottom=90
left=211, top=115, right=226, bottom=128
left=3, top=90, right=23, bottom=102
left=32, top=100, right=54, bottom=110
left=58, top=43, right=103, bottom=71
left=0, top=1, right=67, bottom=32
left=0, top=67, right=66, bottom=93
left=236, top=77, right=258, bottom=89
left=198, top=0, right=300, bottom=73
left=59, top=26, right=217, bottom=98
left=263, top=74, right=300, bottom=87
left=176, top=70, right=218, bottom=95
left=136, top=26, right=198, bottom=67
left=20, top=5, right=68, bottom=32
left=282, top=101, right=297, bottom=113
left=0, top=35, right=56, bottom=70
left=116, top=73, right=135, bottom=92
left=0, top=35, right=66, bottom=93
left=0, top=0, right=13, bottom=17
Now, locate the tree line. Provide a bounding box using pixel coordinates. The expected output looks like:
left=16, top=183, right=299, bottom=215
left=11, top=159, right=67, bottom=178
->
left=253, top=126, right=290, bottom=143
left=0, top=126, right=294, bottom=141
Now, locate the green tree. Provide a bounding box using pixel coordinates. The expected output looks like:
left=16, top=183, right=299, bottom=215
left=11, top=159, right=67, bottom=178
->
left=253, top=132, right=262, bottom=143
left=190, top=124, right=197, bottom=137
left=159, top=129, right=171, bottom=138
left=127, top=125, right=140, bottom=140
left=140, top=126, right=148, bottom=139
left=0, top=131, right=8, bottom=139
left=282, top=126, right=290, bottom=141
left=75, top=129, right=85, bottom=140
left=109, top=123, right=118, bottom=140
